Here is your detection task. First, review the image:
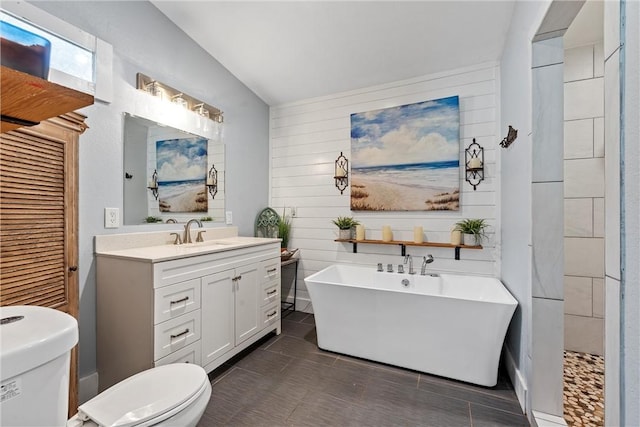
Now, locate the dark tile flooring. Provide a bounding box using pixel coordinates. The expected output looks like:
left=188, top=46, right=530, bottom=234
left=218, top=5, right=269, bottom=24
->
left=198, top=312, right=529, bottom=427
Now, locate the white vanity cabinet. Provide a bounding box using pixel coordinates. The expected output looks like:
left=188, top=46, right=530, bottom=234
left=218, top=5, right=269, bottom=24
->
left=96, top=239, right=280, bottom=391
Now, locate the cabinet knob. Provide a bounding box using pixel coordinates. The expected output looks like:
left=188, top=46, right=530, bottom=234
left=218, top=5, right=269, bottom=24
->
left=69, top=266, right=78, bottom=272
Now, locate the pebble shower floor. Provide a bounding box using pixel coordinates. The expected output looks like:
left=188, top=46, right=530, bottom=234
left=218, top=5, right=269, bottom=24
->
left=563, top=351, right=604, bottom=426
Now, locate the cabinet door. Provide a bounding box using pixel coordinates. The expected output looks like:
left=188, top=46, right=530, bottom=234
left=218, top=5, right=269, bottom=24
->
left=234, top=263, right=260, bottom=345
left=0, top=114, right=85, bottom=415
left=201, top=269, right=234, bottom=366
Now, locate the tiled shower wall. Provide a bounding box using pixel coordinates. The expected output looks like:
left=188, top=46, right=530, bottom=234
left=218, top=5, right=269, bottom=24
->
left=563, top=42, right=605, bottom=355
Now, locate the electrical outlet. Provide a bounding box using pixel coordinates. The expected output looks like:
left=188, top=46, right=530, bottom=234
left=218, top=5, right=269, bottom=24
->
left=225, top=211, right=233, bottom=225
left=291, top=207, right=297, bottom=217
left=105, top=208, right=119, bottom=228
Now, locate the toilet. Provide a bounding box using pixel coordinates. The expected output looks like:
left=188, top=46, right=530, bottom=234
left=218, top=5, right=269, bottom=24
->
left=0, top=305, right=211, bottom=427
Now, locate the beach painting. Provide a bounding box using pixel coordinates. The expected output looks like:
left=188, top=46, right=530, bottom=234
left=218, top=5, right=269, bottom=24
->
left=156, top=137, right=208, bottom=213
left=350, top=96, right=460, bottom=211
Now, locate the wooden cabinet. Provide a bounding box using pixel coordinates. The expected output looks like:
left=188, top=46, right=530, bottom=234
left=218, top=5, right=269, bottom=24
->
left=0, top=113, right=89, bottom=415
left=1, top=64, right=93, bottom=416
left=96, top=242, right=281, bottom=390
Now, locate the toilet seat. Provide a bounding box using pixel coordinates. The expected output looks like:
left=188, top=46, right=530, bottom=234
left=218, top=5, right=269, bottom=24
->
left=76, top=364, right=208, bottom=427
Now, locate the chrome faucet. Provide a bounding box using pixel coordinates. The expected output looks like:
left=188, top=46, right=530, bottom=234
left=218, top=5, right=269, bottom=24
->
left=183, top=219, right=203, bottom=244
left=404, top=255, right=415, bottom=275
left=421, top=254, right=434, bottom=275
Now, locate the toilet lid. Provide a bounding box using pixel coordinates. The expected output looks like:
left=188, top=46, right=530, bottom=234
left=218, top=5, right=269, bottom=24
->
left=77, top=364, right=208, bottom=427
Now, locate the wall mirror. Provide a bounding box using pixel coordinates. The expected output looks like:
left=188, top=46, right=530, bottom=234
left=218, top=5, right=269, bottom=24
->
left=123, top=112, right=225, bottom=225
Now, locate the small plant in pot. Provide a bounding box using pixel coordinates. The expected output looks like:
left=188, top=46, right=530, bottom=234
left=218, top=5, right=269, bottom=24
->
left=278, top=212, right=292, bottom=251
left=332, top=216, right=360, bottom=240
left=455, top=218, right=488, bottom=246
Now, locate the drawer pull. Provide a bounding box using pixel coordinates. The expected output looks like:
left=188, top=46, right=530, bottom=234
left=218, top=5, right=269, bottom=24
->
left=170, top=328, right=190, bottom=340
left=266, top=289, right=277, bottom=295
left=267, top=310, right=277, bottom=318
left=170, top=296, right=189, bottom=305
left=267, top=268, right=277, bottom=273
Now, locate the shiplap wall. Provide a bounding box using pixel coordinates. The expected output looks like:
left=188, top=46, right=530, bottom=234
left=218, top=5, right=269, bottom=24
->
left=270, top=62, right=501, bottom=312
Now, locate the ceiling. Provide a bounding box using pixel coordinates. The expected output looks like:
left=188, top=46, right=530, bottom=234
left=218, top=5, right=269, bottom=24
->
left=152, top=1, right=516, bottom=106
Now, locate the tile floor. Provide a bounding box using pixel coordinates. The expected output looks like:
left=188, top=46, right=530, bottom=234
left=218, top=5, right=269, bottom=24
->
left=198, top=312, right=529, bottom=427
left=563, top=351, right=604, bottom=427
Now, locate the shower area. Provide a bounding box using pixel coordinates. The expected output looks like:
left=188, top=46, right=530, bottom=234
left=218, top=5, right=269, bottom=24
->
left=562, top=1, right=605, bottom=425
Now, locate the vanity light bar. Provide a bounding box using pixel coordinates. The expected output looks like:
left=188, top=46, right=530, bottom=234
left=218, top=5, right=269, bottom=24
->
left=136, top=73, right=224, bottom=123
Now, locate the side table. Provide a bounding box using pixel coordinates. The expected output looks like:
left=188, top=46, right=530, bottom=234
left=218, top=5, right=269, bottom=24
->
left=281, top=257, right=299, bottom=316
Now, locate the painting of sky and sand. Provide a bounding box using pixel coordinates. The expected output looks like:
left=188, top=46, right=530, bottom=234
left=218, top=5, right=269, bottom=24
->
left=350, top=96, right=460, bottom=211
left=156, top=137, right=208, bottom=213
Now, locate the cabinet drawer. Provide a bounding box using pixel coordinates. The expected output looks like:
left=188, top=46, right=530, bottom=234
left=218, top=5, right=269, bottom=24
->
left=154, top=311, right=201, bottom=360
left=260, top=259, right=280, bottom=283
left=154, top=341, right=201, bottom=367
left=261, top=282, right=279, bottom=306
left=261, top=302, right=280, bottom=327
left=154, top=279, right=201, bottom=325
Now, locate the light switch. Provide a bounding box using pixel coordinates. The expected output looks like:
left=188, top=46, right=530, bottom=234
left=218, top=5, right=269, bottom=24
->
left=225, top=211, right=233, bottom=225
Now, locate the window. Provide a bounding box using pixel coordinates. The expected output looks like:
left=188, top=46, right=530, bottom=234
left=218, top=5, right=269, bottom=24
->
left=1, top=2, right=112, bottom=102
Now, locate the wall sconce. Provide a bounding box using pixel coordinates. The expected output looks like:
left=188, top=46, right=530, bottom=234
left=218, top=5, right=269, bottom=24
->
left=147, top=169, right=159, bottom=200
left=206, top=165, right=218, bottom=199
left=465, top=139, right=484, bottom=191
left=500, top=125, right=518, bottom=148
left=334, top=151, right=349, bottom=194
left=137, top=73, right=224, bottom=123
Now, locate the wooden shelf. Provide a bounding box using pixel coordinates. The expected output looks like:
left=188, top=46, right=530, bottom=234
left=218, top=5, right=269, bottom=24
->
left=1, top=66, right=94, bottom=133
left=334, top=238, right=482, bottom=260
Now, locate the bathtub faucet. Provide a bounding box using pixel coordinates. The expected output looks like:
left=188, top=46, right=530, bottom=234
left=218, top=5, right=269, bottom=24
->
left=404, top=255, right=415, bottom=275
left=421, top=255, right=434, bottom=275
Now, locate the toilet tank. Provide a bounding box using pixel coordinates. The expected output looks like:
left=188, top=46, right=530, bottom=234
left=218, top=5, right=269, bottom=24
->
left=1, top=305, right=78, bottom=427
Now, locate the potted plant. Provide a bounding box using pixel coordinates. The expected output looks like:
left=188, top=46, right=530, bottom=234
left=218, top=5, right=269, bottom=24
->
left=278, top=211, right=292, bottom=250
left=144, top=216, right=163, bottom=223
left=454, top=218, right=488, bottom=246
left=332, top=216, right=360, bottom=240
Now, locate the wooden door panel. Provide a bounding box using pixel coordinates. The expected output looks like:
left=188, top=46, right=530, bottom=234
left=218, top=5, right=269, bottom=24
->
left=0, top=113, right=85, bottom=416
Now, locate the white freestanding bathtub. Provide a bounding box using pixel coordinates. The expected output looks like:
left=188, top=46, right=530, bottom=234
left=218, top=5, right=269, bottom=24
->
left=304, top=264, right=518, bottom=387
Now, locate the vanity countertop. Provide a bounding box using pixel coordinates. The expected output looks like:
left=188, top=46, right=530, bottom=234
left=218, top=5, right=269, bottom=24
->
left=95, top=236, right=280, bottom=263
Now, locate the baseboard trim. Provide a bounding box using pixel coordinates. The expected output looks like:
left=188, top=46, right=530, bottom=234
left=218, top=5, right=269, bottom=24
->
left=532, top=410, right=568, bottom=426
left=78, top=372, right=98, bottom=405
left=503, top=345, right=528, bottom=416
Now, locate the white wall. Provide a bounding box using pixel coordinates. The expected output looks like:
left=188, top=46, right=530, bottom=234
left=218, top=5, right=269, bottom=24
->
left=270, top=62, right=501, bottom=311
left=499, top=0, right=552, bottom=416
left=563, top=42, right=605, bottom=355
left=30, top=1, right=270, bottom=378
left=618, top=1, right=640, bottom=423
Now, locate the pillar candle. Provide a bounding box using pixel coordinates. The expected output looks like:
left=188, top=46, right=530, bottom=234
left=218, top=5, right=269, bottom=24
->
left=450, top=229, right=462, bottom=245
left=336, top=167, right=346, bottom=177
left=382, top=225, right=392, bottom=242
left=355, top=225, right=365, bottom=241
left=468, top=157, right=482, bottom=169
left=413, top=226, right=424, bottom=244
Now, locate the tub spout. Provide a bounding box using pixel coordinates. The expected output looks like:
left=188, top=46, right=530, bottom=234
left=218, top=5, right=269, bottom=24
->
left=421, top=254, right=434, bottom=275
left=404, top=255, right=415, bottom=275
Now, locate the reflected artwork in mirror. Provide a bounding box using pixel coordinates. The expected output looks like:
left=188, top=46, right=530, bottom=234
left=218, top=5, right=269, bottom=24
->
left=123, top=113, right=224, bottom=225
